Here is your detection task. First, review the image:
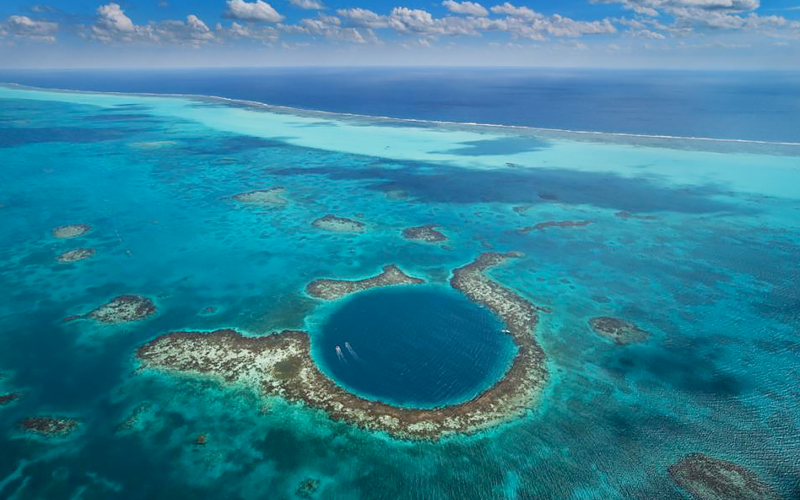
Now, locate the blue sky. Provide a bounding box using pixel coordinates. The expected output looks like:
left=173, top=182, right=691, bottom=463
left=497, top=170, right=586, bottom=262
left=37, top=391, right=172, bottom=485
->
left=1, top=0, right=799, bottom=68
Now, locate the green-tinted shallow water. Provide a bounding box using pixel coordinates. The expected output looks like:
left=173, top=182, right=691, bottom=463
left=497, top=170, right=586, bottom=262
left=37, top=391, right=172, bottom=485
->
left=0, top=84, right=799, bottom=499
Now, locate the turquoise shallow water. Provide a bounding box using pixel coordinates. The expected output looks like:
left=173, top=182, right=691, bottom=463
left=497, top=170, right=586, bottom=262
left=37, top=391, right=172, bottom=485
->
left=0, top=84, right=799, bottom=499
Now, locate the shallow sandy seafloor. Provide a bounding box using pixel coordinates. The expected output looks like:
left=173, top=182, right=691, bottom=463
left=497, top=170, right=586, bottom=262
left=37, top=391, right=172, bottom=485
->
left=0, top=84, right=799, bottom=499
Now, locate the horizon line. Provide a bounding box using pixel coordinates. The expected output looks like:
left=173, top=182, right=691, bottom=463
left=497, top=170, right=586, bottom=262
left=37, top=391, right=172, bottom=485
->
left=2, top=64, right=800, bottom=73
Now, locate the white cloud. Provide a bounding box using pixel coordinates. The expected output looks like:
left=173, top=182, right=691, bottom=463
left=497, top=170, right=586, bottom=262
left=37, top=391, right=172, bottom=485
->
left=97, top=3, right=135, bottom=33
left=497, top=14, right=617, bottom=40
left=288, top=0, right=325, bottom=10
left=339, top=7, right=477, bottom=35
left=0, top=15, right=58, bottom=42
left=639, top=4, right=800, bottom=39
left=337, top=5, right=616, bottom=40
left=336, top=8, right=397, bottom=29
left=442, top=1, right=489, bottom=17
left=631, top=28, right=666, bottom=38
left=285, top=13, right=379, bottom=43
left=88, top=3, right=215, bottom=46
left=46, top=0, right=797, bottom=53
left=390, top=7, right=499, bottom=35
left=219, top=20, right=280, bottom=42
left=166, top=14, right=214, bottom=43
left=604, top=0, right=800, bottom=40
left=30, top=5, right=57, bottom=14
left=676, top=40, right=752, bottom=49
left=224, top=0, right=284, bottom=22
left=618, top=15, right=692, bottom=37
left=227, top=21, right=252, bottom=37
left=390, top=7, right=438, bottom=33
left=490, top=2, right=541, bottom=19
left=594, top=0, right=760, bottom=17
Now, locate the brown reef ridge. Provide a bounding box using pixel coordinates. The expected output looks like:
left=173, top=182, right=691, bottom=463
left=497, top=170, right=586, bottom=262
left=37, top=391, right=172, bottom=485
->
left=669, top=454, right=780, bottom=500
left=306, top=265, right=424, bottom=300
left=518, top=220, right=595, bottom=234
left=19, top=416, right=81, bottom=438
left=589, top=316, right=650, bottom=345
left=312, top=214, right=365, bottom=233
left=136, top=252, right=547, bottom=439
left=402, top=224, right=448, bottom=243
left=52, top=224, right=92, bottom=239
left=66, top=295, right=156, bottom=324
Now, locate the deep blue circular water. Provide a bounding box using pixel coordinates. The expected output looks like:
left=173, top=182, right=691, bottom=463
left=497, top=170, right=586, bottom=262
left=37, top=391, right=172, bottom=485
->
left=315, top=286, right=516, bottom=408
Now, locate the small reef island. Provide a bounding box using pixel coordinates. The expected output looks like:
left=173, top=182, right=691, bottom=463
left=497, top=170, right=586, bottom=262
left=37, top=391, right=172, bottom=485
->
left=1, top=392, right=21, bottom=406
left=232, top=187, right=288, bottom=206
left=669, top=454, right=780, bottom=500
left=136, top=252, right=547, bottom=439
left=18, top=416, right=81, bottom=439
left=402, top=224, right=448, bottom=243
left=57, top=247, right=96, bottom=263
left=517, top=220, right=595, bottom=234
left=312, top=214, right=365, bottom=233
left=589, top=317, right=650, bottom=345
left=52, top=223, right=92, bottom=239
left=67, top=295, right=156, bottom=324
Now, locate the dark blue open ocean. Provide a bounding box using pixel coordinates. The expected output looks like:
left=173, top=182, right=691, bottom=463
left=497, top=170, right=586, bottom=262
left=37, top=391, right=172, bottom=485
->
left=2, top=68, right=799, bottom=143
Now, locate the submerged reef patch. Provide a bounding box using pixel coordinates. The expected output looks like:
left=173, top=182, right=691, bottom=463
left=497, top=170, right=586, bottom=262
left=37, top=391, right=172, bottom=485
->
left=115, top=403, right=155, bottom=434
left=312, top=214, right=365, bottom=233
left=0, top=126, right=139, bottom=148
left=615, top=211, right=659, bottom=221
left=136, top=253, right=547, bottom=439
left=57, top=248, right=96, bottom=263
left=295, top=478, right=320, bottom=499
left=232, top=188, right=288, bottom=206
left=384, top=189, right=409, bottom=200
left=589, top=317, right=650, bottom=345
left=306, top=265, right=424, bottom=300
left=270, top=164, right=737, bottom=213
left=131, top=140, right=176, bottom=149
left=669, top=454, right=780, bottom=500
left=438, top=136, right=549, bottom=156
left=512, top=205, right=534, bottom=214
left=52, top=224, right=92, bottom=239
left=517, top=220, right=595, bottom=234
left=18, top=416, right=81, bottom=439
left=67, top=295, right=156, bottom=324
left=402, top=224, right=448, bottom=243
left=0, top=392, right=21, bottom=406
left=199, top=306, right=218, bottom=316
